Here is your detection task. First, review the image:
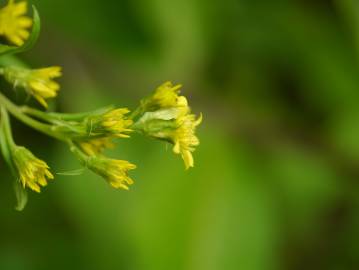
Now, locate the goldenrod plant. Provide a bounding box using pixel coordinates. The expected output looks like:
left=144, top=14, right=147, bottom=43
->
left=0, top=0, right=202, bottom=211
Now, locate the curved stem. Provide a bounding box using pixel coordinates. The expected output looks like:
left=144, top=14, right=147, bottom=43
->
left=68, top=140, right=89, bottom=167
left=19, top=106, right=56, bottom=123
left=1, top=107, right=16, bottom=148
left=0, top=92, right=66, bottom=141
left=0, top=107, right=18, bottom=177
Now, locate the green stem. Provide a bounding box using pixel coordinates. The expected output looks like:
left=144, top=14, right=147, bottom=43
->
left=1, top=107, right=16, bottom=148
left=0, top=107, right=28, bottom=212
left=21, top=105, right=115, bottom=122
left=0, top=107, right=15, bottom=165
left=0, top=55, right=29, bottom=69
left=0, top=92, right=66, bottom=141
left=19, top=106, right=55, bottom=123
left=68, top=140, right=89, bottom=166
left=0, top=107, right=18, bottom=178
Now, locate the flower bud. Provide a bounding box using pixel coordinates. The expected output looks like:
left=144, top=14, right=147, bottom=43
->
left=3, top=66, right=62, bottom=108
left=87, top=156, right=136, bottom=190
left=134, top=106, right=202, bottom=169
left=84, top=108, right=133, bottom=138
left=12, top=146, right=54, bottom=192
left=141, top=81, right=187, bottom=112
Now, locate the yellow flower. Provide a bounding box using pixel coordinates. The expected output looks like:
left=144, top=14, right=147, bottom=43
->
left=172, top=111, right=202, bottom=169
left=86, top=108, right=133, bottom=138
left=0, top=0, right=32, bottom=46
left=133, top=106, right=202, bottom=169
left=142, top=81, right=187, bottom=111
left=87, top=156, right=136, bottom=190
left=12, top=146, right=54, bottom=192
left=3, top=66, right=62, bottom=108
left=44, top=108, right=132, bottom=140
left=134, top=82, right=202, bottom=169
left=78, top=137, right=115, bottom=156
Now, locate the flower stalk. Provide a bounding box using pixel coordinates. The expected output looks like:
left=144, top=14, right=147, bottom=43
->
left=0, top=91, right=66, bottom=140
left=0, top=0, right=202, bottom=210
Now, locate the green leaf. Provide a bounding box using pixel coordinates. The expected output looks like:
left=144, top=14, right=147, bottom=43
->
left=0, top=5, right=41, bottom=57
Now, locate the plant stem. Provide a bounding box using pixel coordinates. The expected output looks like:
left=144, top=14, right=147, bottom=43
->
left=68, top=140, right=89, bottom=166
left=0, top=55, right=29, bottom=69
left=0, top=107, right=15, bottom=166
left=0, top=92, right=66, bottom=141
left=0, top=107, right=19, bottom=181
left=21, top=105, right=115, bottom=122
left=1, top=107, right=16, bottom=148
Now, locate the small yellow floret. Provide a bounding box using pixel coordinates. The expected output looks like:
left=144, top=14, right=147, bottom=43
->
left=101, top=108, right=133, bottom=137
left=3, top=66, right=62, bottom=108
left=0, top=0, right=32, bottom=46
left=28, top=67, right=62, bottom=108
left=84, top=108, right=133, bottom=138
left=12, top=146, right=54, bottom=192
left=152, top=81, right=182, bottom=107
left=87, top=156, right=136, bottom=190
left=143, top=81, right=186, bottom=111
left=172, top=111, right=202, bottom=169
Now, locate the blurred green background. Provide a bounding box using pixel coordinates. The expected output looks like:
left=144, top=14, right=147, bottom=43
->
left=1, top=0, right=359, bottom=269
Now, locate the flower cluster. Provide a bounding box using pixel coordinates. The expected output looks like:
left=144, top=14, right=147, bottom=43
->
left=141, top=81, right=184, bottom=111
left=12, top=146, right=54, bottom=192
left=86, top=156, right=136, bottom=190
left=134, top=82, right=202, bottom=169
left=83, top=108, right=133, bottom=138
left=0, top=0, right=202, bottom=210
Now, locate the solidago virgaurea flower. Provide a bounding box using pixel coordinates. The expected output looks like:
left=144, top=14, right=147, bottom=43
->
left=84, top=108, right=133, bottom=138
left=0, top=0, right=32, bottom=46
left=156, top=107, right=202, bottom=169
left=171, top=109, right=202, bottom=169
left=142, top=81, right=187, bottom=112
left=87, top=156, right=136, bottom=190
left=12, top=146, right=54, bottom=192
left=134, top=81, right=202, bottom=169
left=2, top=66, right=62, bottom=108
left=134, top=106, right=202, bottom=169
left=78, top=137, right=115, bottom=156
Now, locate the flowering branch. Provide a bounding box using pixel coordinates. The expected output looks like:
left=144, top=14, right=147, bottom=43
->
left=0, top=0, right=202, bottom=211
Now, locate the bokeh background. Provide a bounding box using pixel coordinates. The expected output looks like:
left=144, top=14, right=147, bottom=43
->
left=0, top=0, right=359, bottom=269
